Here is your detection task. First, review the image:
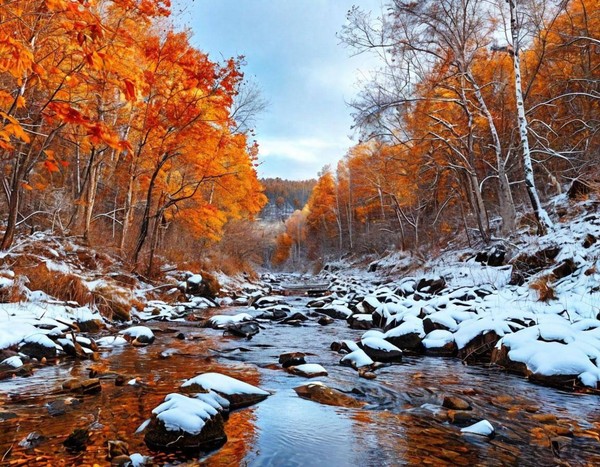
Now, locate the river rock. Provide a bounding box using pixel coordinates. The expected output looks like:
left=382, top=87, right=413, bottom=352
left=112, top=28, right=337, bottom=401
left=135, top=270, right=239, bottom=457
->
left=19, top=334, right=59, bottom=360
left=208, top=313, right=253, bottom=329
left=62, top=378, right=102, bottom=394
left=348, top=314, right=374, bottom=330
left=120, top=326, right=155, bottom=345
left=330, top=340, right=360, bottom=354
left=47, top=397, right=81, bottom=416
left=77, top=319, right=104, bottom=333
left=318, top=305, right=352, bottom=320
left=340, top=349, right=374, bottom=370
left=294, top=382, right=365, bottom=408
left=287, top=363, right=328, bottom=378
left=457, top=331, right=500, bottom=363
left=279, top=352, right=306, bottom=368
left=318, top=315, right=334, bottom=326
left=224, top=321, right=260, bottom=339
left=180, top=372, right=269, bottom=410
left=422, top=330, right=457, bottom=356
left=282, top=312, right=309, bottom=325
left=144, top=393, right=227, bottom=453
left=490, top=344, right=528, bottom=375
left=384, top=320, right=425, bottom=351
left=359, top=336, right=402, bottom=363
left=256, top=309, right=288, bottom=321
left=416, top=276, right=446, bottom=295
left=63, top=428, right=90, bottom=452
left=460, top=419, right=494, bottom=437
left=442, top=396, right=472, bottom=411
left=107, top=439, right=130, bottom=461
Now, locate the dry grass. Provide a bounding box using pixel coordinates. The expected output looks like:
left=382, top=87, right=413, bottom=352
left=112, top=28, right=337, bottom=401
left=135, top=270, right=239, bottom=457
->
left=0, top=271, right=26, bottom=302
left=16, top=263, right=93, bottom=305
left=530, top=275, right=557, bottom=302
left=92, top=283, right=143, bottom=321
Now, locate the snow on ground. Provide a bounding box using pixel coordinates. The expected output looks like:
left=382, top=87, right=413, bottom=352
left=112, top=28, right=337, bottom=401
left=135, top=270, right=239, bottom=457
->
left=0, top=301, right=102, bottom=351
left=320, top=198, right=600, bottom=389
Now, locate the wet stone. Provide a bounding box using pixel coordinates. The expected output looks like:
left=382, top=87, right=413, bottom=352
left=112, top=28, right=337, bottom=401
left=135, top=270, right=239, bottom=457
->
left=318, top=316, right=334, bottom=326
left=19, top=432, right=46, bottom=449
left=282, top=312, right=308, bottom=325
left=442, top=396, right=472, bottom=411
left=294, top=382, right=365, bottom=408
left=63, top=428, right=90, bottom=452
left=143, top=394, right=227, bottom=453
left=224, top=321, right=260, bottom=339
left=279, top=352, right=306, bottom=368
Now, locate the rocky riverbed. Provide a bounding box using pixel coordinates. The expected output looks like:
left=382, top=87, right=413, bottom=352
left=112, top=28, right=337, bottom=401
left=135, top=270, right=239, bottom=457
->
left=1, top=283, right=599, bottom=465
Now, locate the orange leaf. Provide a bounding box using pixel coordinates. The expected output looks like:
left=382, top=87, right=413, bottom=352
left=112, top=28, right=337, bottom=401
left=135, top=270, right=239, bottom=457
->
left=123, top=79, right=136, bottom=101
left=21, top=182, right=33, bottom=191
left=44, top=160, right=60, bottom=173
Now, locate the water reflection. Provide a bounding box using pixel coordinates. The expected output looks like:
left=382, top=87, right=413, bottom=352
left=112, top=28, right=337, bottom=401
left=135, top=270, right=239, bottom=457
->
left=1, top=300, right=599, bottom=465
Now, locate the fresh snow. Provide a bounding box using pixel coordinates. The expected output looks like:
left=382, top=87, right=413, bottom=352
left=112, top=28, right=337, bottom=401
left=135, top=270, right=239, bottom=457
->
left=340, top=349, right=374, bottom=368
left=208, top=313, right=253, bottom=328
left=120, top=326, right=154, bottom=340
left=181, top=372, right=269, bottom=396
left=152, top=393, right=218, bottom=435
left=461, top=420, right=494, bottom=436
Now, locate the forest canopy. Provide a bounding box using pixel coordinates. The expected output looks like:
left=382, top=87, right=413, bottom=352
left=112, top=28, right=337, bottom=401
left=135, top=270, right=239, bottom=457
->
left=0, top=0, right=266, bottom=274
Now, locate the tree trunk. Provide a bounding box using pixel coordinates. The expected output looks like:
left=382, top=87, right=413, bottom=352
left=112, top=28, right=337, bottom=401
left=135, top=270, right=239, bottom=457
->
left=466, top=71, right=517, bottom=234
left=508, top=0, right=553, bottom=235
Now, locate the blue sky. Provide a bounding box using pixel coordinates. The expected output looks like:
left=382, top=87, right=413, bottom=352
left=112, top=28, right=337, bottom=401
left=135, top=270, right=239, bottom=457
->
left=173, top=0, right=382, bottom=180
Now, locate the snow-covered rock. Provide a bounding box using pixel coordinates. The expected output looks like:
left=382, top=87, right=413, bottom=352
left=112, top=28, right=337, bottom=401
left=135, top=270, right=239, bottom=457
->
left=181, top=372, right=270, bottom=409
left=143, top=393, right=227, bottom=452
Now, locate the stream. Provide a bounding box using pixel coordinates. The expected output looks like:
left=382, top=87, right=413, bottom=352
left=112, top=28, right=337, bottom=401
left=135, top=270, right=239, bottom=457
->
left=1, top=293, right=599, bottom=466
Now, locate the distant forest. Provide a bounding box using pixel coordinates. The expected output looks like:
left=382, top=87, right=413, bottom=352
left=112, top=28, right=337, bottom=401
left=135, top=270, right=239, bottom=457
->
left=260, top=178, right=316, bottom=213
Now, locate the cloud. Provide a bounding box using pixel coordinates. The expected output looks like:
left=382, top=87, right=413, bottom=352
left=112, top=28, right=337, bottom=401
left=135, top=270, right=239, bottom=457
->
left=175, top=0, right=383, bottom=180
left=258, top=136, right=352, bottom=179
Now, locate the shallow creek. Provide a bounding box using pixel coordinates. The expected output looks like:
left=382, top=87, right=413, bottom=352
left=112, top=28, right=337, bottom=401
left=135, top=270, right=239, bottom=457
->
left=1, top=294, right=599, bottom=466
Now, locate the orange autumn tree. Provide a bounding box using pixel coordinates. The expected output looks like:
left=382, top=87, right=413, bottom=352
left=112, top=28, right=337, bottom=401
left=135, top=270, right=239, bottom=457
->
left=0, top=0, right=266, bottom=275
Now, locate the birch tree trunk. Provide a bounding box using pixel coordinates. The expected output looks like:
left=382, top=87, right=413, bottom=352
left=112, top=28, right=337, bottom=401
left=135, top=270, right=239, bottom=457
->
left=508, top=0, right=554, bottom=234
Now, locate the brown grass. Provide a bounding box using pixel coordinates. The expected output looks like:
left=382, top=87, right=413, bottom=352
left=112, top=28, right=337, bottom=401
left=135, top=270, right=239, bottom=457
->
left=530, top=275, right=557, bottom=302
left=16, top=263, right=93, bottom=305
left=92, top=283, right=143, bottom=321
left=0, top=272, right=26, bottom=302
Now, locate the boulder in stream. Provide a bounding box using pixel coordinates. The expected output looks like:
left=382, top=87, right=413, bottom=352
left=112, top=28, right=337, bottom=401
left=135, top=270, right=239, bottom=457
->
left=143, top=393, right=227, bottom=453
left=279, top=352, right=306, bottom=368
left=180, top=372, right=270, bottom=410
left=359, top=336, right=403, bottom=363
left=287, top=363, right=328, bottom=378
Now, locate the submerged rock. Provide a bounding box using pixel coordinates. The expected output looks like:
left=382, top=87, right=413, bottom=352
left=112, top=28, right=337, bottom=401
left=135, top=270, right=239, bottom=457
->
left=294, top=382, right=365, bottom=408
left=442, top=396, right=472, bottom=411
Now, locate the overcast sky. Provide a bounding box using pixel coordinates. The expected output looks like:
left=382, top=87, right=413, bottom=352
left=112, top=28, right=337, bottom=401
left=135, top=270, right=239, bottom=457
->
left=173, top=0, right=382, bottom=180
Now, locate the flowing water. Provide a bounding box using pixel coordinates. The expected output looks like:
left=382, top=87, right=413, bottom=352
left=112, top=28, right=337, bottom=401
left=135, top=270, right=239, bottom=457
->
left=1, top=294, right=599, bottom=466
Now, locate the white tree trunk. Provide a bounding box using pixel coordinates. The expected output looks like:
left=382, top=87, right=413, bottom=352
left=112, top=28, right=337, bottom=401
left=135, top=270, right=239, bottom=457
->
left=508, top=0, right=553, bottom=234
